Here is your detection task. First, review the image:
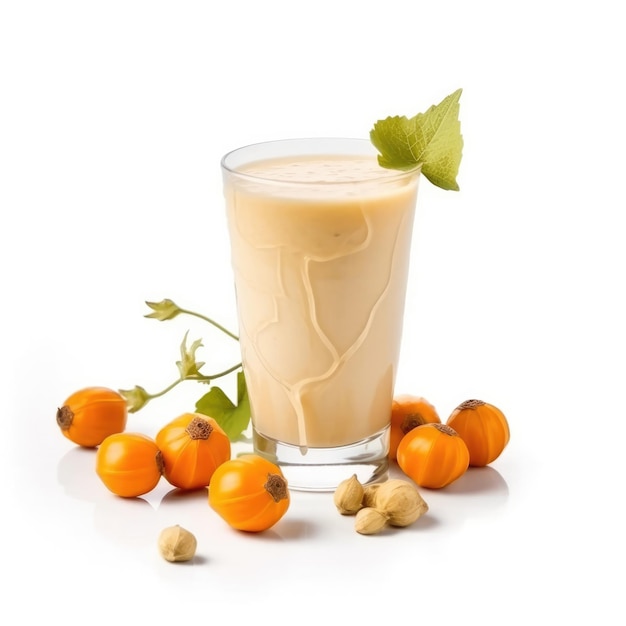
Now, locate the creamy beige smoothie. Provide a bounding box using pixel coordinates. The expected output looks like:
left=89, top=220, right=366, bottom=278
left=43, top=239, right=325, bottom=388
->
left=223, top=143, right=420, bottom=455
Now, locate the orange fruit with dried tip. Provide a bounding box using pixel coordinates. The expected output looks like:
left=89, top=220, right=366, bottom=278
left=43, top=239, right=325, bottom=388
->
left=156, top=413, right=231, bottom=490
left=446, top=399, right=510, bottom=467
left=56, top=386, right=127, bottom=448
left=389, top=395, right=440, bottom=460
left=209, top=454, right=290, bottom=532
left=397, top=423, right=469, bottom=489
left=96, top=432, right=164, bottom=497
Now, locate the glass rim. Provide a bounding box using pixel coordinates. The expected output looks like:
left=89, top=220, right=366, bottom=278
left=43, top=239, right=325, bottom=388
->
left=220, top=137, right=420, bottom=186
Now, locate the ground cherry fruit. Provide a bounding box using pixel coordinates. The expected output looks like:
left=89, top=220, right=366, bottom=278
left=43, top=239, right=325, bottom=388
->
left=95, top=432, right=164, bottom=498
left=446, top=399, right=510, bottom=467
left=56, top=386, right=128, bottom=448
left=397, top=423, right=470, bottom=489
left=156, top=412, right=231, bottom=490
left=389, top=394, right=441, bottom=460
left=209, top=454, right=290, bottom=532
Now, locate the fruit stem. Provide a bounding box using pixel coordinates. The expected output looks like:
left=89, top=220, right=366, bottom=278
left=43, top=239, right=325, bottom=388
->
left=178, top=307, right=239, bottom=341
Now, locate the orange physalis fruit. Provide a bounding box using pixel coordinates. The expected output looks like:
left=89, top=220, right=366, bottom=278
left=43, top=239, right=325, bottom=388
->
left=446, top=399, right=510, bottom=467
left=389, top=394, right=440, bottom=460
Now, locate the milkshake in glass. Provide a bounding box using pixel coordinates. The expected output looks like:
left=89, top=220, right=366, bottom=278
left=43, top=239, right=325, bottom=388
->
left=222, top=138, right=420, bottom=490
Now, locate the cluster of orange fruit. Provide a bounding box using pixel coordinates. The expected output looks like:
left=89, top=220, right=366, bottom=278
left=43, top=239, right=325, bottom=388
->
left=56, top=387, right=289, bottom=532
left=389, top=395, right=510, bottom=489
left=56, top=387, right=510, bottom=533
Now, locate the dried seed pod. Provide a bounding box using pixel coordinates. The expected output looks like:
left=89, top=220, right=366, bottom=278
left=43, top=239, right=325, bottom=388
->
left=158, top=525, right=197, bottom=562
left=333, top=474, right=364, bottom=515
left=374, top=479, right=428, bottom=527
left=354, top=507, right=388, bottom=535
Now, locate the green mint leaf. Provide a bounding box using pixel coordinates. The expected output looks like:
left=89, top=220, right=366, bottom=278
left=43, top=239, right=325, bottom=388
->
left=176, top=331, right=205, bottom=378
left=144, top=298, right=182, bottom=321
left=370, top=88, right=463, bottom=191
left=195, top=371, right=250, bottom=441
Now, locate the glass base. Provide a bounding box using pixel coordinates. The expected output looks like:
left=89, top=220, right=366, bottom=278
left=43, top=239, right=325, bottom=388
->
left=252, top=427, right=390, bottom=492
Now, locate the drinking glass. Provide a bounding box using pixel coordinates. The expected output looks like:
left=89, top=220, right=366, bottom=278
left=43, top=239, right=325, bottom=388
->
left=221, top=138, right=420, bottom=491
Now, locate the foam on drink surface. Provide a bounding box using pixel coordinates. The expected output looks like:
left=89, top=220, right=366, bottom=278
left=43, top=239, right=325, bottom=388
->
left=238, top=156, right=412, bottom=198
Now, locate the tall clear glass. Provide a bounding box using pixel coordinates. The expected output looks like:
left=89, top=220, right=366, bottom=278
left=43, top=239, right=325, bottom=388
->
left=221, top=138, right=420, bottom=491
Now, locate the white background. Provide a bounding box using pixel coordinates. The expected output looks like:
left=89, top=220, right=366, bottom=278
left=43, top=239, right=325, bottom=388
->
left=2, top=1, right=625, bottom=624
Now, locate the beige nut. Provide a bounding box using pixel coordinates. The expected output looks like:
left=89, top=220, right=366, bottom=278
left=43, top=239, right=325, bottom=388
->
left=361, top=483, right=381, bottom=508
left=354, top=507, right=388, bottom=535
left=375, top=479, right=428, bottom=527
left=333, top=474, right=365, bottom=515
left=158, top=525, right=197, bottom=562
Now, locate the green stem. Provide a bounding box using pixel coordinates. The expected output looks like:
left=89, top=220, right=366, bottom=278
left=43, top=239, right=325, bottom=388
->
left=186, top=362, right=242, bottom=382
left=145, top=378, right=184, bottom=401
left=178, top=307, right=239, bottom=341
left=144, top=363, right=243, bottom=403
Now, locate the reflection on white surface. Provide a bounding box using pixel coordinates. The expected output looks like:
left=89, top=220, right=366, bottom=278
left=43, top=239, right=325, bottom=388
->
left=56, top=443, right=510, bottom=549
left=389, top=463, right=509, bottom=532
left=44, top=409, right=625, bottom=625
